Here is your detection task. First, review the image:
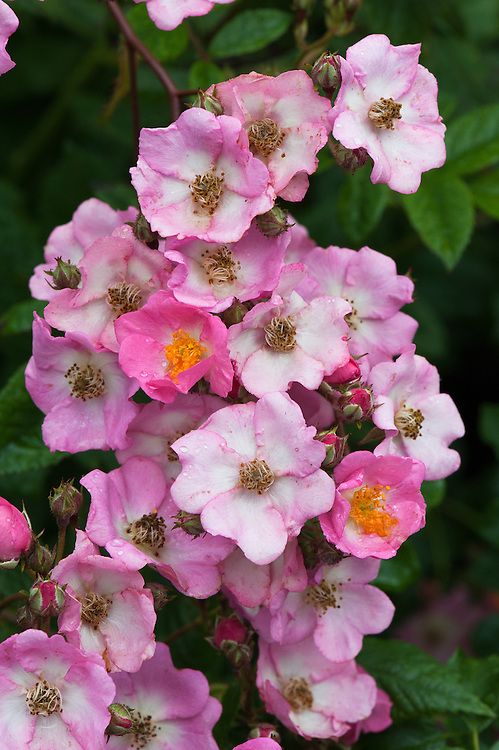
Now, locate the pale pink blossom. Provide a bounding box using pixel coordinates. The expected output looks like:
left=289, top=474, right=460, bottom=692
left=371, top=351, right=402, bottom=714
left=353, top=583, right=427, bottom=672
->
left=330, top=34, right=446, bottom=193
left=108, top=642, right=221, bottom=750
left=135, top=0, right=234, bottom=31
left=29, top=198, right=136, bottom=301
left=284, top=219, right=316, bottom=264
left=52, top=531, right=156, bottom=673
left=131, top=108, right=273, bottom=243
left=0, top=0, right=18, bottom=76
left=116, top=290, right=233, bottom=402
left=257, top=636, right=377, bottom=739
left=0, top=496, right=31, bottom=562
left=320, top=451, right=426, bottom=559
left=0, top=629, right=115, bottom=750
left=171, top=392, right=334, bottom=565
left=164, top=221, right=288, bottom=312
left=370, top=348, right=465, bottom=480
left=211, top=71, right=333, bottom=200
left=343, top=687, right=393, bottom=745
left=233, top=741, right=282, bottom=750
left=25, top=315, right=139, bottom=453
left=116, top=394, right=225, bottom=484
left=84, top=457, right=235, bottom=598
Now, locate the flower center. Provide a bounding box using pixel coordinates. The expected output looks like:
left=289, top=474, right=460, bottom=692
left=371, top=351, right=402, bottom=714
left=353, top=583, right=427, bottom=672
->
left=26, top=680, right=62, bottom=716
left=248, top=118, right=285, bottom=157
left=394, top=404, right=425, bottom=439
left=164, top=329, right=207, bottom=382
left=201, top=245, right=240, bottom=286
left=239, top=459, right=275, bottom=494
left=349, top=484, right=398, bottom=537
left=80, top=592, right=111, bottom=629
left=345, top=298, right=360, bottom=330
left=165, top=429, right=188, bottom=461
left=128, top=707, right=161, bottom=750
left=126, top=512, right=166, bottom=557
left=106, top=281, right=142, bottom=317
left=368, top=97, right=402, bottom=129
left=190, top=168, right=224, bottom=215
left=283, top=677, right=313, bottom=712
left=65, top=363, right=105, bottom=400
left=306, top=579, right=341, bottom=614
left=264, top=316, right=297, bottom=352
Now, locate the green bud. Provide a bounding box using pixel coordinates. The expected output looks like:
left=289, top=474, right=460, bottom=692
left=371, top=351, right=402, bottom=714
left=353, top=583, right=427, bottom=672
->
left=172, top=511, right=205, bottom=538
left=193, top=89, right=224, bottom=116
left=45, top=257, right=81, bottom=291
left=329, top=139, right=369, bottom=173
left=28, top=579, right=65, bottom=618
left=25, top=542, right=53, bottom=577
left=106, top=703, right=135, bottom=736
left=131, top=213, right=160, bottom=248
left=310, top=52, right=341, bottom=98
left=49, top=480, right=82, bottom=529
left=256, top=206, right=292, bottom=237
left=147, top=582, right=172, bottom=612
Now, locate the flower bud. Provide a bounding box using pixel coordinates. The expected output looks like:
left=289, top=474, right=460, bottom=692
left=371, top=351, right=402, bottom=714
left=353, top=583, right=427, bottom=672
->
left=213, top=615, right=247, bottom=649
left=147, top=582, right=172, bottom=612
left=28, top=579, right=65, bottom=618
left=310, top=51, right=341, bottom=98
left=249, top=725, right=281, bottom=742
left=106, top=703, right=135, bottom=736
left=329, top=139, right=369, bottom=173
left=221, top=301, right=248, bottom=328
left=131, top=213, right=160, bottom=248
left=193, top=89, right=224, bottom=116
left=25, top=541, right=54, bottom=577
left=49, top=480, right=83, bottom=529
left=45, top=257, right=81, bottom=290
left=324, top=356, right=361, bottom=386
left=172, top=511, right=205, bottom=538
left=17, top=604, right=37, bottom=631
left=317, top=429, right=347, bottom=471
left=341, top=386, right=374, bottom=421
left=0, top=497, right=32, bottom=563
left=256, top=206, right=292, bottom=237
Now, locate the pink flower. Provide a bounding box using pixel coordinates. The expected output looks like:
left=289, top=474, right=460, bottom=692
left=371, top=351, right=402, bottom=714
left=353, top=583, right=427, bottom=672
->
left=222, top=539, right=307, bottom=608
left=0, top=497, right=31, bottom=562
left=343, top=686, right=392, bottom=745
left=370, top=348, right=465, bottom=480
left=284, top=219, right=316, bottom=264
left=259, top=557, right=394, bottom=662
left=164, top=221, right=288, bottom=312
left=135, top=0, right=234, bottom=31
left=320, top=451, right=426, bottom=559
left=25, top=315, right=139, bottom=453
left=228, top=290, right=350, bottom=397
left=257, top=636, right=377, bottom=739
left=116, top=394, right=224, bottom=484
left=29, top=198, right=137, bottom=301
left=116, top=291, right=233, bottom=402
left=330, top=34, right=446, bottom=194
left=44, top=227, right=171, bottom=352
left=0, top=629, right=115, bottom=750
left=0, top=0, right=18, bottom=76
left=288, top=383, right=336, bottom=431
left=234, top=742, right=281, bottom=750
left=108, top=642, right=221, bottom=750
left=171, top=392, right=334, bottom=565
left=84, top=457, right=235, bottom=598
left=211, top=71, right=333, bottom=200
left=303, top=245, right=417, bottom=372
left=52, top=531, right=156, bottom=673
left=131, top=108, right=273, bottom=243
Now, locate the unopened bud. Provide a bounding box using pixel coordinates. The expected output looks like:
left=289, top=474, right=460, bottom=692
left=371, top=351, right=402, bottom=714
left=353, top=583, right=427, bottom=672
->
left=256, top=206, right=292, bottom=237
left=132, top=213, right=160, bottom=248
left=147, top=582, right=171, bottom=612
left=45, top=257, right=81, bottom=290
left=221, top=301, right=248, bottom=327
left=329, top=139, right=369, bottom=173
left=49, top=480, right=82, bottom=529
left=324, top=356, right=361, bottom=386
left=324, top=0, right=361, bottom=34
left=318, top=429, right=347, bottom=471
left=172, top=511, right=205, bottom=538
left=106, top=703, right=135, bottom=736
left=193, top=89, right=224, bottom=116
left=249, top=725, right=281, bottom=742
left=341, top=386, right=374, bottom=421
left=310, top=51, right=341, bottom=98
left=17, top=604, right=37, bottom=630
left=25, top=542, right=53, bottom=576
left=213, top=615, right=247, bottom=649
left=28, top=579, right=65, bottom=618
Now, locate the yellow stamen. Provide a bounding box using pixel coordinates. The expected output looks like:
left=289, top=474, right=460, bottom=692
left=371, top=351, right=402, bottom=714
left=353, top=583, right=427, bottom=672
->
left=164, top=329, right=206, bottom=381
left=349, top=484, right=398, bottom=537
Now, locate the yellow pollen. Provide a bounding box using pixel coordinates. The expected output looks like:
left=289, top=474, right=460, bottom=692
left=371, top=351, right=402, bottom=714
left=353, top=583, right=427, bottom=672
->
left=164, top=329, right=206, bottom=381
left=349, top=484, right=398, bottom=537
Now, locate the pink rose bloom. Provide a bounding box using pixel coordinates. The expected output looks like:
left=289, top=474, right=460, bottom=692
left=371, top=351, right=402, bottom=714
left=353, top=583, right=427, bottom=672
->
left=330, top=34, right=446, bottom=194
left=44, top=228, right=171, bottom=352
left=228, top=290, right=350, bottom=397
left=135, top=0, right=234, bottom=31
left=233, top=742, right=281, bottom=750
left=116, top=290, right=233, bottom=403
left=52, top=531, right=156, bottom=673
left=370, top=348, right=465, bottom=480
left=164, top=221, right=288, bottom=312
left=320, top=451, right=426, bottom=559
left=303, top=245, right=417, bottom=373
left=0, top=629, right=115, bottom=750
left=171, top=392, right=334, bottom=565
left=116, top=394, right=224, bottom=484
left=260, top=557, right=395, bottom=662
left=25, top=315, right=139, bottom=453
left=131, top=108, right=273, bottom=243
left=289, top=383, right=335, bottom=431
left=0, top=0, right=17, bottom=76
left=29, top=198, right=137, bottom=301
left=343, top=687, right=392, bottom=745
left=211, top=71, right=333, bottom=200
left=284, top=219, right=316, bottom=264
left=108, top=642, right=221, bottom=750
left=222, top=539, right=307, bottom=609
left=84, top=457, right=234, bottom=598
left=0, top=496, right=31, bottom=562
left=257, top=636, right=377, bottom=739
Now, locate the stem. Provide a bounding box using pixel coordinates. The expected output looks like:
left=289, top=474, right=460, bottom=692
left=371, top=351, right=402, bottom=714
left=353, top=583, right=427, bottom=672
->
left=0, top=591, right=27, bottom=612
left=105, top=0, right=181, bottom=120
left=165, top=616, right=202, bottom=643
left=470, top=727, right=480, bottom=750
left=126, top=41, right=140, bottom=160
left=54, top=527, right=67, bottom=566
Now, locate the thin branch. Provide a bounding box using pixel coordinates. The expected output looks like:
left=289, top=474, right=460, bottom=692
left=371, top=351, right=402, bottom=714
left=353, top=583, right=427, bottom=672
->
left=126, top=41, right=140, bottom=160
left=54, top=527, right=67, bottom=566
left=0, top=591, right=27, bottom=612
left=165, top=616, right=203, bottom=643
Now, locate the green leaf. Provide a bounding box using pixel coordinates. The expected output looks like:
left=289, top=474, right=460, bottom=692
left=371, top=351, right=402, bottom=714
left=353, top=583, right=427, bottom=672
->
left=127, top=5, right=188, bottom=63
left=469, top=169, right=499, bottom=219
left=188, top=61, right=226, bottom=91
left=422, top=479, right=447, bottom=510
left=0, top=299, right=46, bottom=336
left=450, top=652, right=499, bottom=730
left=375, top=542, right=421, bottom=593
left=337, top=168, right=390, bottom=244
left=0, top=437, right=65, bottom=476
left=479, top=403, right=499, bottom=459
left=0, top=367, right=39, bottom=450
left=358, top=639, right=494, bottom=720
left=209, top=10, right=292, bottom=59
left=402, top=172, right=474, bottom=269
left=446, top=104, right=499, bottom=175
left=359, top=721, right=447, bottom=750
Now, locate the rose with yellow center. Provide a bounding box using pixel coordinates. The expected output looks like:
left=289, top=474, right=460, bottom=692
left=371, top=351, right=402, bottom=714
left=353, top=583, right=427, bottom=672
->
left=349, top=484, right=398, bottom=537
left=164, top=329, right=207, bottom=382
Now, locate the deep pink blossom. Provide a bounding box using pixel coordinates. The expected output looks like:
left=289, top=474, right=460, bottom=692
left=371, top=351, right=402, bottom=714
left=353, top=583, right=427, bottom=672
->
left=25, top=315, right=139, bottom=453
left=171, top=392, right=334, bottom=565
left=135, top=0, right=234, bottom=31
left=233, top=741, right=282, bottom=750
left=0, top=497, right=31, bottom=562
left=0, top=0, right=18, bottom=76
left=330, top=34, right=446, bottom=193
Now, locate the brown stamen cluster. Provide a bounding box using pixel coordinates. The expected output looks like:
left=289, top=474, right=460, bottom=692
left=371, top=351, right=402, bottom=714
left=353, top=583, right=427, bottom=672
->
left=368, top=97, right=402, bottom=129
left=190, top=168, right=224, bottom=215
left=128, top=707, right=161, bottom=750
left=26, top=680, right=62, bottom=716
left=165, top=429, right=188, bottom=462
left=80, top=592, right=111, bottom=629
left=264, top=316, right=297, bottom=352
left=394, top=405, right=424, bottom=439
left=201, top=245, right=240, bottom=286
left=107, top=281, right=142, bottom=317
left=126, top=512, right=166, bottom=556
left=283, top=677, right=314, bottom=712
left=248, top=118, right=285, bottom=157
left=306, top=579, right=341, bottom=614
left=239, top=458, right=275, bottom=494
left=65, top=363, right=105, bottom=401
left=345, top=298, right=360, bottom=330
